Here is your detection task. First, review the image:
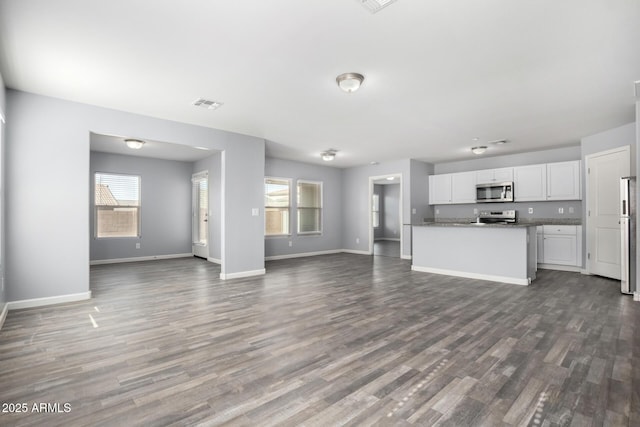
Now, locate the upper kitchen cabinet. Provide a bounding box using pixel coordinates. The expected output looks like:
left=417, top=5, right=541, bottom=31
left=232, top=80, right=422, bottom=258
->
left=514, top=164, right=547, bottom=201
left=429, top=174, right=453, bottom=204
left=476, top=167, right=513, bottom=184
left=547, top=160, right=581, bottom=200
left=451, top=171, right=476, bottom=204
left=429, top=171, right=476, bottom=205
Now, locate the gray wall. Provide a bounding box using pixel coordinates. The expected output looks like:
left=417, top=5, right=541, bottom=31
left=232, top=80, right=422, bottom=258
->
left=193, top=153, right=222, bottom=261
left=434, top=145, right=582, bottom=174
left=637, top=104, right=639, bottom=291
left=90, top=152, right=193, bottom=261
left=6, top=89, right=265, bottom=301
left=580, top=122, right=636, bottom=270
left=264, top=157, right=342, bottom=257
left=382, top=184, right=400, bottom=239
left=0, top=71, right=5, bottom=314
left=432, top=146, right=583, bottom=222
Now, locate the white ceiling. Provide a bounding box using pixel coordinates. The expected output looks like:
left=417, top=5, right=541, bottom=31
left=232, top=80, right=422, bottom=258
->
left=1, top=0, right=639, bottom=168
left=90, top=133, right=217, bottom=162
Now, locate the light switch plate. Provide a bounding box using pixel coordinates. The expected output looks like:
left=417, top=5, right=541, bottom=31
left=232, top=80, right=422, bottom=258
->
left=252, top=208, right=259, bottom=216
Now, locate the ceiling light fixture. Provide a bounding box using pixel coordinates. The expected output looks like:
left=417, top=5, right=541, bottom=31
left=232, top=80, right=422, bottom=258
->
left=124, top=139, right=145, bottom=150
left=193, top=98, right=224, bottom=110
left=358, top=0, right=399, bottom=14
left=471, top=146, right=487, bottom=155
left=336, top=73, right=364, bottom=93
left=321, top=149, right=337, bottom=161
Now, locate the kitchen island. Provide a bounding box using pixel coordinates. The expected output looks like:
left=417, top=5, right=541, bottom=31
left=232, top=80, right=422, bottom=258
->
left=412, top=222, right=537, bottom=286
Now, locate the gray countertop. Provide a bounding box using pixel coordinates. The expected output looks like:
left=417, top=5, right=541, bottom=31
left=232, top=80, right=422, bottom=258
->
left=415, top=218, right=582, bottom=228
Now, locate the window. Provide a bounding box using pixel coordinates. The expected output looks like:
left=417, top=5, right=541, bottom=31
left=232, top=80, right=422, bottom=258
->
left=95, top=173, right=141, bottom=238
left=265, top=178, right=290, bottom=236
left=297, top=180, right=322, bottom=234
left=372, top=193, right=380, bottom=228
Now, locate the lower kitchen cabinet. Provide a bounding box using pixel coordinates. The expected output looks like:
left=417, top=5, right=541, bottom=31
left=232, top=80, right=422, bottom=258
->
left=537, top=225, right=582, bottom=269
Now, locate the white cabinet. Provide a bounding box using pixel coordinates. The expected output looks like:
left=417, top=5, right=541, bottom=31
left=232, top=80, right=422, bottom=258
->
left=547, top=160, right=581, bottom=200
left=476, top=167, right=513, bottom=184
left=514, top=164, right=547, bottom=201
left=429, top=172, right=476, bottom=205
left=451, top=171, right=476, bottom=204
left=539, top=225, right=582, bottom=267
left=429, top=174, right=452, bottom=204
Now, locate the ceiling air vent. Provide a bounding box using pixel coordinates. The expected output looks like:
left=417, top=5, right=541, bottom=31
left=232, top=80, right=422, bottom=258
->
left=357, top=0, right=398, bottom=14
left=193, top=98, right=224, bottom=110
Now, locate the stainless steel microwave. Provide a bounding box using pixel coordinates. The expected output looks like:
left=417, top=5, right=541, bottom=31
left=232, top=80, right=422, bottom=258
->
left=476, top=182, right=514, bottom=203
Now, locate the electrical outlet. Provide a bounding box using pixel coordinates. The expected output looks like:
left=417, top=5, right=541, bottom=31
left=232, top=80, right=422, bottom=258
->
left=412, top=208, right=416, bottom=214
left=528, top=207, right=533, bottom=214
left=356, top=238, right=360, bottom=244
left=473, top=208, right=478, bottom=215
left=136, top=243, right=141, bottom=249
left=288, top=241, right=292, bottom=247
left=569, top=207, right=574, bottom=214
left=435, top=209, right=440, bottom=215
left=558, top=207, right=564, bottom=214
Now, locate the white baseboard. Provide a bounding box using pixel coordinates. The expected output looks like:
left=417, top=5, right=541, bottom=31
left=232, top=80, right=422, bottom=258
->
left=0, top=303, right=8, bottom=330
left=265, top=249, right=342, bottom=261
left=537, top=263, right=582, bottom=273
left=411, top=265, right=529, bottom=286
left=8, top=291, right=92, bottom=310
left=633, top=292, right=640, bottom=302
left=207, top=257, right=221, bottom=264
left=375, top=238, right=401, bottom=242
left=220, top=268, right=266, bottom=280
left=401, top=254, right=412, bottom=260
left=90, top=253, right=193, bottom=265
left=341, top=249, right=371, bottom=256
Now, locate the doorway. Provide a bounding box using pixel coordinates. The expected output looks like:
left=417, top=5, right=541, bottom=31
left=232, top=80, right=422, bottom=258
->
left=369, top=174, right=402, bottom=258
left=192, top=171, right=209, bottom=259
left=585, top=146, right=630, bottom=279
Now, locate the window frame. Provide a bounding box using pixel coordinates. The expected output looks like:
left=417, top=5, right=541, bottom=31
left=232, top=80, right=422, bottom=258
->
left=94, top=172, right=142, bottom=239
left=296, top=179, right=323, bottom=236
left=372, top=193, right=380, bottom=229
left=264, top=177, right=292, bottom=237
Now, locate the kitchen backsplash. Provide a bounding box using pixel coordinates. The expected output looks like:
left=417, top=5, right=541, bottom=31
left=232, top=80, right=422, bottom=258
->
left=432, top=200, right=583, bottom=222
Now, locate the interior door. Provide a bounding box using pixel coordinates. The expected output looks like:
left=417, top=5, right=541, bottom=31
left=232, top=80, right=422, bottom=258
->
left=192, top=171, right=209, bottom=259
left=586, top=147, right=630, bottom=279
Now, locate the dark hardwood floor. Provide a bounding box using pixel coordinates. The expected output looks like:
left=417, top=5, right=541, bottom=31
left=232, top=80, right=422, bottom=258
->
left=373, top=240, right=401, bottom=258
left=0, top=254, right=639, bottom=426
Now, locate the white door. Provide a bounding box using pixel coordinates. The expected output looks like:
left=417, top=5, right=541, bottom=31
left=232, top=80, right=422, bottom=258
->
left=586, top=147, right=630, bottom=279
left=192, top=171, right=209, bottom=259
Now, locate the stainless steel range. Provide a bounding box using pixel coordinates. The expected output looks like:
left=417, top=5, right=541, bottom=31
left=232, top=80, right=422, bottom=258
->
left=474, top=209, right=517, bottom=224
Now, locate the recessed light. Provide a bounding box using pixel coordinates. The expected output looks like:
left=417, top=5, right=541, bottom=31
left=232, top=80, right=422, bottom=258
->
left=193, top=98, right=224, bottom=110
left=370, top=161, right=379, bottom=165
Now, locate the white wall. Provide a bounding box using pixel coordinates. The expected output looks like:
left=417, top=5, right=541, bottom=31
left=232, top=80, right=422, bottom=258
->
left=5, top=90, right=265, bottom=302
left=90, top=152, right=193, bottom=261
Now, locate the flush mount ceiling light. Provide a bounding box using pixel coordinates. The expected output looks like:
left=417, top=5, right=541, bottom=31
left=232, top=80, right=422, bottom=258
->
left=193, top=98, right=224, bottom=110
left=358, top=0, right=399, bottom=14
left=321, top=149, right=337, bottom=161
left=124, top=139, right=145, bottom=150
left=336, top=73, right=364, bottom=93
left=471, top=146, right=487, bottom=155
